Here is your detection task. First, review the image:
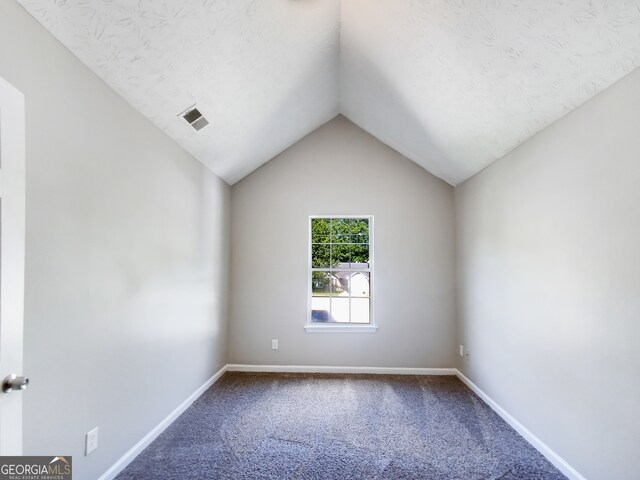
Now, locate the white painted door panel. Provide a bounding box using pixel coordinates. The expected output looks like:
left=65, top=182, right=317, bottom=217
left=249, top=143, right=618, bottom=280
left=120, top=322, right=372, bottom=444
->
left=0, top=75, right=26, bottom=455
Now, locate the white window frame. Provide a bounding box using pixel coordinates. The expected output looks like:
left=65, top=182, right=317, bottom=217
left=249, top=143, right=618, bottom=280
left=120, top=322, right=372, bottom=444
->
left=305, top=215, right=377, bottom=333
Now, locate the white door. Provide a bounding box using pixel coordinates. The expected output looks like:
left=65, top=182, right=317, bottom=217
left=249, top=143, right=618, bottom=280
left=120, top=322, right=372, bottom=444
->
left=0, top=76, right=26, bottom=455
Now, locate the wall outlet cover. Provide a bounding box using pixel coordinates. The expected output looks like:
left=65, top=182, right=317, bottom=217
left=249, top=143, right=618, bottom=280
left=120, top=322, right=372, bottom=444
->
left=86, top=427, right=99, bottom=455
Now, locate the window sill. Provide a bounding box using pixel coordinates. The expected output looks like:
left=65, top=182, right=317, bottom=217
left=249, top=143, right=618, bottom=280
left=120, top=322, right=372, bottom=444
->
left=304, top=324, right=378, bottom=333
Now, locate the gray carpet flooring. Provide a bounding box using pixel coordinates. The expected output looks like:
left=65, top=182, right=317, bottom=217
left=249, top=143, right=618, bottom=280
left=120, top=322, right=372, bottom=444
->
left=116, top=373, right=567, bottom=479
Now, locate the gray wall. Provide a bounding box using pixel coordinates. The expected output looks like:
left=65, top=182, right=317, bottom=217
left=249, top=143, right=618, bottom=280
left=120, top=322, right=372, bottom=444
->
left=229, top=115, right=456, bottom=367
left=0, top=2, right=230, bottom=479
left=455, top=68, right=640, bottom=479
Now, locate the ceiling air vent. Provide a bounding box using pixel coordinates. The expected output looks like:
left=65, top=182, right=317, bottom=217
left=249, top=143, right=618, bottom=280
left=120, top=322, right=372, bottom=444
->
left=179, top=105, right=209, bottom=131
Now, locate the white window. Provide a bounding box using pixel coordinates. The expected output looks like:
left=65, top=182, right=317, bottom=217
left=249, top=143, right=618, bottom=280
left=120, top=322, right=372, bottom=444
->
left=306, top=216, right=376, bottom=332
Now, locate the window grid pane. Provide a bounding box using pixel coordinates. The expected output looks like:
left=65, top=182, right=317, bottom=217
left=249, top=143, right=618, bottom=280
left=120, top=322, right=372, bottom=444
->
left=310, top=217, right=372, bottom=325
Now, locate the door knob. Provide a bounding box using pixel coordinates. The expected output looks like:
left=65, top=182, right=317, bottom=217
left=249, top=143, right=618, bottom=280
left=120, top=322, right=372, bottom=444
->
left=2, top=374, right=29, bottom=393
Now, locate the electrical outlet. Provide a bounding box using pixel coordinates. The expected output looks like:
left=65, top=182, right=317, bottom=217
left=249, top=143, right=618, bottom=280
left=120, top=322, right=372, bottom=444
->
left=459, top=345, right=464, bottom=357
left=271, top=339, right=279, bottom=350
left=86, top=427, right=98, bottom=455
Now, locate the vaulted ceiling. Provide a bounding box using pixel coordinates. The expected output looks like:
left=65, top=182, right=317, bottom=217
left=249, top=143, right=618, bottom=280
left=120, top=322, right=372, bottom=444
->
left=18, top=0, right=640, bottom=185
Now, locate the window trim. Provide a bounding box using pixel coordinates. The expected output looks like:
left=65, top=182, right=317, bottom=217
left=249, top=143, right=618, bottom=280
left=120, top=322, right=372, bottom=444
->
left=305, top=215, right=377, bottom=333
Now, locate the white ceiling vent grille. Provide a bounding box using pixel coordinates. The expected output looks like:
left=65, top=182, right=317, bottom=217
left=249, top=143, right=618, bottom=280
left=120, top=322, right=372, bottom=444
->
left=179, top=105, right=209, bottom=131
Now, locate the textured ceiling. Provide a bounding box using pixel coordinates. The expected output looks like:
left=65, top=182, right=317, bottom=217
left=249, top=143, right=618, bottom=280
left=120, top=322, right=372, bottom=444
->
left=340, top=0, right=640, bottom=184
left=17, top=0, right=640, bottom=185
left=17, top=0, right=340, bottom=184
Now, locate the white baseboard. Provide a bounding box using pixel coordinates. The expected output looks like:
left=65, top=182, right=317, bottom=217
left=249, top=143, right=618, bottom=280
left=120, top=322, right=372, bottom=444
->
left=226, top=364, right=457, bottom=375
left=97, top=364, right=229, bottom=480
left=455, top=370, right=586, bottom=480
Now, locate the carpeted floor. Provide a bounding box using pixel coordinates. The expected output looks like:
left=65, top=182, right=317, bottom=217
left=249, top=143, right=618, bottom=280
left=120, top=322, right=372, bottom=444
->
left=116, top=373, right=566, bottom=479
